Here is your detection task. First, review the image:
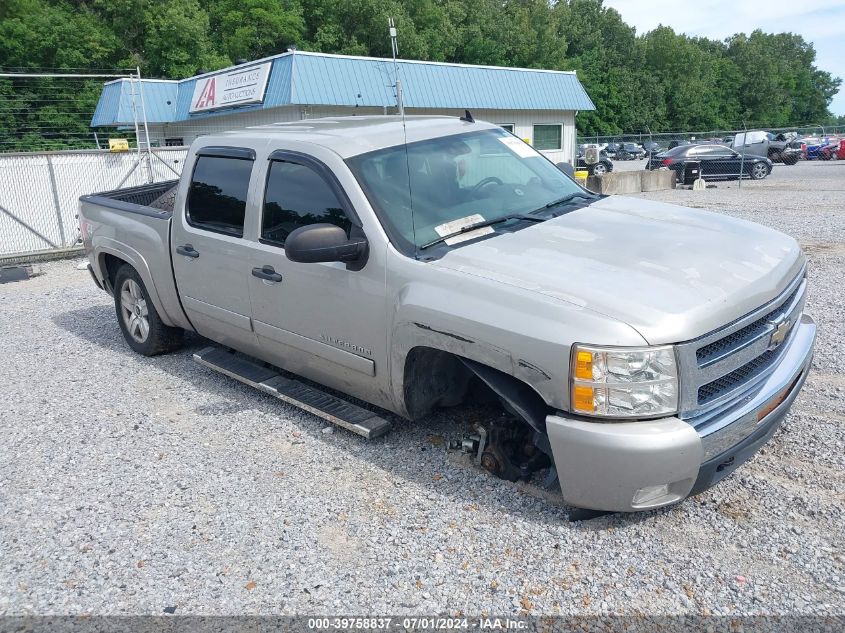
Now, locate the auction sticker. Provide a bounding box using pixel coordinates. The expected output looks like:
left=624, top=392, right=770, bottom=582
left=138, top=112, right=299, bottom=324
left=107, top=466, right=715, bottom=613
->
left=434, top=214, right=494, bottom=245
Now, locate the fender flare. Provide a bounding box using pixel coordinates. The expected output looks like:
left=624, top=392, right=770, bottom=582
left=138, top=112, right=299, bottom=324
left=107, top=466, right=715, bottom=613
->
left=95, top=241, right=176, bottom=327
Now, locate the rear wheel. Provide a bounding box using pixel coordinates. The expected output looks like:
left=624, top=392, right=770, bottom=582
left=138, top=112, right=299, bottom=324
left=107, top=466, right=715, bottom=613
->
left=750, top=162, right=770, bottom=180
left=114, top=264, right=183, bottom=356
left=591, top=162, right=608, bottom=176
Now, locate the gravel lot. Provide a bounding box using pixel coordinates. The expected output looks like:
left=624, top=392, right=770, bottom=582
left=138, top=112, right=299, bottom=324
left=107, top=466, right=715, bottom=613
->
left=1, top=160, right=843, bottom=617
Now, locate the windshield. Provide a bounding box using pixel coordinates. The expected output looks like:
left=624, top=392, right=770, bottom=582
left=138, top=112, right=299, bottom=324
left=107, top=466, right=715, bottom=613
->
left=347, top=128, right=584, bottom=253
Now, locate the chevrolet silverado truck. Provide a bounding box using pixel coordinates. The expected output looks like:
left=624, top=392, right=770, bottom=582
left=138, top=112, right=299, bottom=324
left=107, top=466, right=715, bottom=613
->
left=79, top=116, right=816, bottom=514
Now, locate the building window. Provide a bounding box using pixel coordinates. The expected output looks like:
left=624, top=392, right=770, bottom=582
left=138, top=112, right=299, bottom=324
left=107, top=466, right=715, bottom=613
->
left=533, top=124, right=562, bottom=151
left=498, top=124, right=515, bottom=134
left=262, top=160, right=351, bottom=246
left=187, top=155, right=253, bottom=237
left=165, top=137, right=184, bottom=147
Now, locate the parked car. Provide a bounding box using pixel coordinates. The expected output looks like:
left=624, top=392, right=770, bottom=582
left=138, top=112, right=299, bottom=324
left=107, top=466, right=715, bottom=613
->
left=603, top=142, right=621, bottom=158
left=667, top=139, right=691, bottom=150
left=576, top=149, right=614, bottom=176
left=642, top=142, right=665, bottom=169
left=651, top=144, right=773, bottom=181
left=801, top=137, right=833, bottom=160
left=616, top=142, right=646, bottom=160
left=818, top=138, right=842, bottom=160
left=731, top=131, right=801, bottom=165
left=79, top=116, right=814, bottom=514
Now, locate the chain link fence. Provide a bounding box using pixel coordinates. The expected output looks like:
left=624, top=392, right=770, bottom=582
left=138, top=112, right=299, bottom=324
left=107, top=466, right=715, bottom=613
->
left=577, top=124, right=845, bottom=151
left=577, top=124, right=845, bottom=186
left=0, top=148, right=187, bottom=259
left=0, top=70, right=186, bottom=262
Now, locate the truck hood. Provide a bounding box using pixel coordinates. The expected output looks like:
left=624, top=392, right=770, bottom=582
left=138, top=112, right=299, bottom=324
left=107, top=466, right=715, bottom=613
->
left=433, top=196, right=804, bottom=344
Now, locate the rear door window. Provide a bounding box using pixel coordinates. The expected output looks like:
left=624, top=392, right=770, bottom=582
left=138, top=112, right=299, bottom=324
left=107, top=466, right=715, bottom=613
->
left=261, top=160, right=352, bottom=246
left=187, top=155, right=253, bottom=237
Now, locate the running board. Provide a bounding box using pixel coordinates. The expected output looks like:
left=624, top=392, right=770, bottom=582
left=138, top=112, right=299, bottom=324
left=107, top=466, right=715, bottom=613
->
left=192, top=346, right=391, bottom=439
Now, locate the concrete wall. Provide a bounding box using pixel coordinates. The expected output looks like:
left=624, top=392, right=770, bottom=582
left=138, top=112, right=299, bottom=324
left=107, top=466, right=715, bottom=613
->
left=586, top=169, right=676, bottom=195
left=146, top=106, right=578, bottom=164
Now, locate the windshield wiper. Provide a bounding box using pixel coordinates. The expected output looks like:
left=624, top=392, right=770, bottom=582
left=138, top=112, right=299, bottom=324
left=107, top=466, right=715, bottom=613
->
left=541, top=191, right=597, bottom=211
left=419, top=214, right=544, bottom=250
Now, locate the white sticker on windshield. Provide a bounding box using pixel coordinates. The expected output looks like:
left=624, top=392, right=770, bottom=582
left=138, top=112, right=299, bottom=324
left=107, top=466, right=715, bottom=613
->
left=499, top=136, right=538, bottom=158
left=434, top=214, right=494, bottom=246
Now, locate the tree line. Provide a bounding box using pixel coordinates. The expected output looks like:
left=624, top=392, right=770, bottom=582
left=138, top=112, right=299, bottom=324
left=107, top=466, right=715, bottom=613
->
left=0, top=0, right=842, bottom=150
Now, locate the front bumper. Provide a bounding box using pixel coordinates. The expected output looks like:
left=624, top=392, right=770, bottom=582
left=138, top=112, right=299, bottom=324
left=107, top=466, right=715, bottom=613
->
left=546, top=314, right=816, bottom=512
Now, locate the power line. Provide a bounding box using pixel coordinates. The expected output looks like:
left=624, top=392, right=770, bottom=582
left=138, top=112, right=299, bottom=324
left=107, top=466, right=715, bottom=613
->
left=0, top=72, right=130, bottom=78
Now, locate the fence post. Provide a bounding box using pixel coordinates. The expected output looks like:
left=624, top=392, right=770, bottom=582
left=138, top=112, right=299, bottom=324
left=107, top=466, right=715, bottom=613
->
left=45, top=155, right=68, bottom=246
left=738, top=122, right=747, bottom=190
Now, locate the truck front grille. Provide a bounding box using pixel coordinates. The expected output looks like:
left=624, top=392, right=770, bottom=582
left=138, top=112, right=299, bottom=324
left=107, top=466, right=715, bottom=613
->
left=676, top=269, right=806, bottom=418
left=697, top=348, right=779, bottom=405
left=695, top=285, right=800, bottom=367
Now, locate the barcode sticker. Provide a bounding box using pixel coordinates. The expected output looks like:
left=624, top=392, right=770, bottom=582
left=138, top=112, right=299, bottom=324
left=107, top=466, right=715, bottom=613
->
left=499, top=136, right=538, bottom=158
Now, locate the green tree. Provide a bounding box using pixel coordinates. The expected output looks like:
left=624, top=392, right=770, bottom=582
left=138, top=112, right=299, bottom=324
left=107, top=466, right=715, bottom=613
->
left=90, top=0, right=226, bottom=77
left=0, top=0, right=842, bottom=149
left=726, top=31, right=841, bottom=126
left=0, top=0, right=122, bottom=69
left=207, top=0, right=305, bottom=61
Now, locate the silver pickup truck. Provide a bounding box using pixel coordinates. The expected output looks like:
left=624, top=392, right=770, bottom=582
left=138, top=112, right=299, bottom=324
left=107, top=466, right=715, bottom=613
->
left=79, top=116, right=815, bottom=514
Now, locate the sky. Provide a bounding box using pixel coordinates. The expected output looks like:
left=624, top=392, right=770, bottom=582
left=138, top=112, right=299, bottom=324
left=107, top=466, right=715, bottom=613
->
left=603, top=0, right=845, bottom=116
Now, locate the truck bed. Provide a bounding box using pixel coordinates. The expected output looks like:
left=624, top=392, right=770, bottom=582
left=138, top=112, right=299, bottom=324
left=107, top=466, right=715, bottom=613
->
left=80, top=180, right=179, bottom=218
left=78, top=178, right=190, bottom=330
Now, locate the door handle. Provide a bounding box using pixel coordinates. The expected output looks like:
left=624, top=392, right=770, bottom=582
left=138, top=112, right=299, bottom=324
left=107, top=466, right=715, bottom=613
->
left=176, top=244, right=200, bottom=258
left=252, top=265, right=283, bottom=283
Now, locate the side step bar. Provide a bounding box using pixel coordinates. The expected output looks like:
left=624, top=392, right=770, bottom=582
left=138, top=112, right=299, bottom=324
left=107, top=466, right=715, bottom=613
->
left=193, top=346, right=391, bottom=439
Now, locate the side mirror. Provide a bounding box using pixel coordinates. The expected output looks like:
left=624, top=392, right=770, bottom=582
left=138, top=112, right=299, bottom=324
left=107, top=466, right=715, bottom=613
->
left=285, top=224, right=368, bottom=265
left=556, top=162, right=575, bottom=177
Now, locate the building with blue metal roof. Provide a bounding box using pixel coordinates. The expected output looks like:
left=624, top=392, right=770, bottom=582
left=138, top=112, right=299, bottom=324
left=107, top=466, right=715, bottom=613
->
left=91, top=50, right=594, bottom=163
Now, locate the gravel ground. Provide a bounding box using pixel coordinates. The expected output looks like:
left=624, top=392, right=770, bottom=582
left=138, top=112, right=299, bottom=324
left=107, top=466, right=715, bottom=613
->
left=0, top=161, right=843, bottom=618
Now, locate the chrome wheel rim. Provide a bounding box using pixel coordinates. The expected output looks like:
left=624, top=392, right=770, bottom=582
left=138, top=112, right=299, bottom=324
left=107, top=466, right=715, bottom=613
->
left=753, top=164, right=767, bottom=179
left=593, top=163, right=607, bottom=175
left=120, top=279, right=150, bottom=343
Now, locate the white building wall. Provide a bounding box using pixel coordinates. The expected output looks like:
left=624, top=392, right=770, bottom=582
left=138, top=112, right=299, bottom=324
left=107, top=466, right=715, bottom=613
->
left=395, top=108, right=576, bottom=165
left=147, top=105, right=578, bottom=165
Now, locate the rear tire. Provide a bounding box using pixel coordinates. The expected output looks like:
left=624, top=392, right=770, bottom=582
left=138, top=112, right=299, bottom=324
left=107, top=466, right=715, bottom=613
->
left=750, top=163, right=770, bottom=180
left=592, top=162, right=608, bottom=176
left=114, top=264, right=183, bottom=356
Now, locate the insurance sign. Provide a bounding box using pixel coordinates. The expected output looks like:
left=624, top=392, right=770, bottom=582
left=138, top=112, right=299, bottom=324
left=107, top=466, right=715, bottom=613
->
left=190, top=62, right=271, bottom=113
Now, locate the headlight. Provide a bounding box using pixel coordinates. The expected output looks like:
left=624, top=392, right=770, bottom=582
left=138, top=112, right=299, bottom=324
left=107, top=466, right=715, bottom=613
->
left=570, top=344, right=678, bottom=418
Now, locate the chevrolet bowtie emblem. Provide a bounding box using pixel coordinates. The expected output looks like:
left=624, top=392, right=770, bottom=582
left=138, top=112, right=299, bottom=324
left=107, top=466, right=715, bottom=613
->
left=769, top=318, right=791, bottom=349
